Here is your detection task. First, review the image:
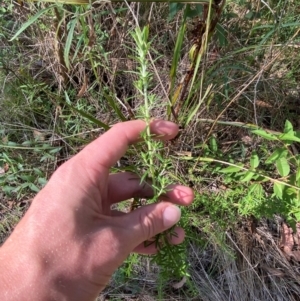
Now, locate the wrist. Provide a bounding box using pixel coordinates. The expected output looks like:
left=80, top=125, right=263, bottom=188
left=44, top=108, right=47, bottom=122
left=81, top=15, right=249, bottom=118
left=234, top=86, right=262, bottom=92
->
left=0, top=210, right=102, bottom=301
left=0, top=214, right=64, bottom=301
left=0, top=241, right=45, bottom=300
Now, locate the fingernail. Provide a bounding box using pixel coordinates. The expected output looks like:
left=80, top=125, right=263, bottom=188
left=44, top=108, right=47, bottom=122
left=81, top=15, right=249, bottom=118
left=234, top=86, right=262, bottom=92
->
left=163, top=206, right=181, bottom=228
left=151, top=120, right=179, bottom=137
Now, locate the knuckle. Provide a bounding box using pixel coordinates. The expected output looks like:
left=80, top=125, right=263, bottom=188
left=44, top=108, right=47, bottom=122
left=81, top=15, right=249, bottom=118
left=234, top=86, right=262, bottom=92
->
left=139, top=210, right=156, bottom=240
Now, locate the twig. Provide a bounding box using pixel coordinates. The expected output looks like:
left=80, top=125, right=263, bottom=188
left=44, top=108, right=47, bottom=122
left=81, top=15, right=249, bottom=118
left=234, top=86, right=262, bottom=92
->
left=225, top=231, right=275, bottom=301
left=253, top=71, right=263, bottom=125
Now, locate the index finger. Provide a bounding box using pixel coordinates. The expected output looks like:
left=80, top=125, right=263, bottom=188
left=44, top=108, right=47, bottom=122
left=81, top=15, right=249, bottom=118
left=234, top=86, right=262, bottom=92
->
left=77, top=119, right=179, bottom=171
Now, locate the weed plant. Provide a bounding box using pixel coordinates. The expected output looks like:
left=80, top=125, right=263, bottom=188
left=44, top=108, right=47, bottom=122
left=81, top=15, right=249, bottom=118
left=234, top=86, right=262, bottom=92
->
left=131, top=25, right=189, bottom=278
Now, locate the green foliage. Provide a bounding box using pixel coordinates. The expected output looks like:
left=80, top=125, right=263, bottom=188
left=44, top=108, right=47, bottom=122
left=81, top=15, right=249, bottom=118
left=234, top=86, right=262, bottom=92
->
left=193, top=120, right=300, bottom=231
left=64, top=16, right=78, bottom=71
left=10, top=4, right=56, bottom=42
left=0, top=147, right=55, bottom=199
left=131, top=26, right=188, bottom=278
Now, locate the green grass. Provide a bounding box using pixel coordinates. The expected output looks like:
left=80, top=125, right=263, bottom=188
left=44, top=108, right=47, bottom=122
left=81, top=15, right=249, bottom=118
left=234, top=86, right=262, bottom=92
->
left=2, top=0, right=300, bottom=299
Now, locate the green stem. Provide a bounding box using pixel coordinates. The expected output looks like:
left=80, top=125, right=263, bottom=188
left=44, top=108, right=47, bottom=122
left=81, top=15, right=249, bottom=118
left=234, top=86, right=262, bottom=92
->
left=198, top=156, right=300, bottom=191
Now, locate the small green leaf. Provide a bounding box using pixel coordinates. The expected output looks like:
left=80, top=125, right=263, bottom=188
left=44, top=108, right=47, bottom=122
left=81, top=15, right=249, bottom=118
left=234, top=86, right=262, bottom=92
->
left=38, top=178, right=48, bottom=185
left=219, top=165, right=243, bottom=173
left=2, top=186, right=15, bottom=194
left=29, top=183, right=40, bottom=192
left=279, top=133, right=300, bottom=143
left=276, top=157, right=290, bottom=177
left=252, top=129, right=277, bottom=140
left=265, top=148, right=287, bottom=164
left=209, top=136, right=218, bottom=153
left=49, top=147, right=62, bottom=154
left=296, top=168, right=300, bottom=181
left=19, top=175, right=35, bottom=182
left=22, top=141, right=32, bottom=146
left=284, top=120, right=293, bottom=134
left=245, top=11, right=254, bottom=19
left=286, top=187, right=297, bottom=196
left=249, top=183, right=263, bottom=196
left=250, top=151, right=259, bottom=168
left=240, top=171, right=255, bottom=182
left=273, top=182, right=283, bottom=199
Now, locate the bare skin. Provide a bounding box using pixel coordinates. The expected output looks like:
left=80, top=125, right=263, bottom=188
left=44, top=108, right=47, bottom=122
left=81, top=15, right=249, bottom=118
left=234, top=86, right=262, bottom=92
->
left=0, top=120, right=194, bottom=301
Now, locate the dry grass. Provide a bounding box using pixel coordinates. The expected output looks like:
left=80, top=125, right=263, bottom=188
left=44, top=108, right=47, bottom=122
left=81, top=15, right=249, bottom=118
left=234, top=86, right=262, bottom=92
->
left=188, top=218, right=300, bottom=301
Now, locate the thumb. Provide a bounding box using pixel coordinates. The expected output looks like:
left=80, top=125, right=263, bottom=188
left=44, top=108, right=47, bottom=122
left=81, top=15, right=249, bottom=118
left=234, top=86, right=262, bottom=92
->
left=120, top=202, right=181, bottom=248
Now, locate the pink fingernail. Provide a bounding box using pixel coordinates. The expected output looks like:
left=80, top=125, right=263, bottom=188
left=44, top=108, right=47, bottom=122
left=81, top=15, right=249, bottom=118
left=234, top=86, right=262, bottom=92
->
left=163, top=206, right=181, bottom=228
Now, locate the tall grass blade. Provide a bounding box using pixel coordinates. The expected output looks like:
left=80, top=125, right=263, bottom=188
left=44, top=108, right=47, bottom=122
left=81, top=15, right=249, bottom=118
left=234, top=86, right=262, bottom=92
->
left=64, top=92, right=110, bottom=130
left=64, top=17, right=77, bottom=71
left=186, top=0, right=213, bottom=103
left=170, top=19, right=186, bottom=101
left=9, top=5, right=55, bottom=41
left=185, top=84, right=213, bottom=126
left=102, top=91, right=127, bottom=122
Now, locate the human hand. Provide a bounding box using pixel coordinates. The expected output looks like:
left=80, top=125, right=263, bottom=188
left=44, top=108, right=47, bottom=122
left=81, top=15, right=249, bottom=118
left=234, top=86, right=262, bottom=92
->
left=0, top=120, right=194, bottom=301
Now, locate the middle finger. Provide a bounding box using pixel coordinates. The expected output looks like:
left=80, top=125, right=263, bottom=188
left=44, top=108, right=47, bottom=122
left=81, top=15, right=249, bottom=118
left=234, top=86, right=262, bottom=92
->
left=108, top=172, right=194, bottom=206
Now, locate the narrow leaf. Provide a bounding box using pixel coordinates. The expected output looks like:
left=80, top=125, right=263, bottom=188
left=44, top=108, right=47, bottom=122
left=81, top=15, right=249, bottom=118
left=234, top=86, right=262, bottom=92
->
left=250, top=151, right=259, bottom=168
left=10, top=5, right=55, bottom=41
left=64, top=92, right=110, bottom=130
left=284, top=120, right=293, bottom=134
left=185, top=85, right=213, bottom=126
left=64, top=18, right=77, bottom=71
left=216, top=23, right=227, bottom=46
left=219, top=165, right=243, bottom=173
left=273, top=182, right=283, bottom=199
left=252, top=129, right=277, bottom=140
left=209, top=136, right=218, bottom=153
left=68, top=105, right=110, bottom=130
left=102, top=91, right=127, bottom=121
left=170, top=20, right=186, bottom=99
